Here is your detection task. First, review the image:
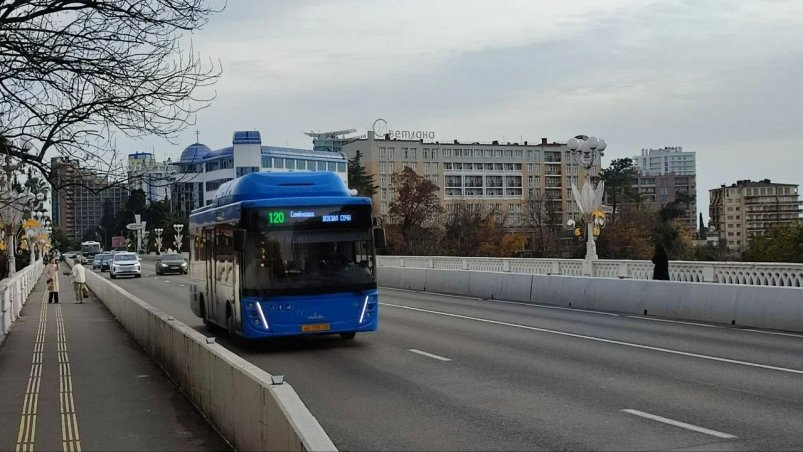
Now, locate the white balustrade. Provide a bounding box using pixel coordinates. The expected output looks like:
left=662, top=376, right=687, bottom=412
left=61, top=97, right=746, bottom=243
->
left=0, top=260, right=46, bottom=339
left=377, top=256, right=803, bottom=288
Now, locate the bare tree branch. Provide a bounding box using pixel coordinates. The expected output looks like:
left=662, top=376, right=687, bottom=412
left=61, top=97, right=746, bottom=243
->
left=0, top=0, right=223, bottom=187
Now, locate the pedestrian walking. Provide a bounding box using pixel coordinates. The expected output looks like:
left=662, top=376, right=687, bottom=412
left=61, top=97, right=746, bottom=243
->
left=45, top=258, right=60, bottom=303
left=70, top=260, right=88, bottom=303
left=652, top=243, right=670, bottom=281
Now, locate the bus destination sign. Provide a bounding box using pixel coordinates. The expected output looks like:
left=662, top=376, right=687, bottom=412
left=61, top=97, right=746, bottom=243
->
left=263, top=207, right=365, bottom=228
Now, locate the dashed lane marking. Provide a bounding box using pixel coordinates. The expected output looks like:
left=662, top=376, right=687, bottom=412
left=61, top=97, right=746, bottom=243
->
left=408, top=349, right=452, bottom=362
left=622, top=409, right=736, bottom=439
left=383, top=303, right=803, bottom=375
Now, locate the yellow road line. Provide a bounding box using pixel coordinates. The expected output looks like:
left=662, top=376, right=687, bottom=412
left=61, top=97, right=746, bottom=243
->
left=15, top=291, right=48, bottom=452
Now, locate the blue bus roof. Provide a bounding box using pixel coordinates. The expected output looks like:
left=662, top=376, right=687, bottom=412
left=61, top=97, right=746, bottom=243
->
left=189, top=172, right=371, bottom=227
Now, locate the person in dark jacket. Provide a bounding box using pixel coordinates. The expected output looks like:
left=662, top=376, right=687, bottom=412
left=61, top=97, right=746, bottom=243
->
left=652, top=243, right=670, bottom=280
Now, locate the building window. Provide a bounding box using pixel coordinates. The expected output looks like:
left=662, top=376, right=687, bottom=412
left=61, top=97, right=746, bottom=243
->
left=236, top=166, right=258, bottom=177
left=445, top=175, right=462, bottom=187
left=205, top=178, right=232, bottom=191
left=486, top=175, right=503, bottom=188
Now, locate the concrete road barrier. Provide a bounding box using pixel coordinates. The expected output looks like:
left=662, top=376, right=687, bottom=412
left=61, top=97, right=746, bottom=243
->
left=378, top=267, right=803, bottom=333
left=78, top=262, right=336, bottom=451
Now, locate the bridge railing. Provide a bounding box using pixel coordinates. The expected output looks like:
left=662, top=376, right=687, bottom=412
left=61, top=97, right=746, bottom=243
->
left=378, top=256, right=803, bottom=288
left=0, top=260, right=46, bottom=340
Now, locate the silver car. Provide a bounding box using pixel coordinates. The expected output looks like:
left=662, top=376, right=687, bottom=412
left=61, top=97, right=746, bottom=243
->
left=109, top=252, right=141, bottom=279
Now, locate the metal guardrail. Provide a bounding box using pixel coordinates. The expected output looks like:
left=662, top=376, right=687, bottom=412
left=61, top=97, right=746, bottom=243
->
left=0, top=260, right=46, bottom=341
left=378, top=256, right=803, bottom=288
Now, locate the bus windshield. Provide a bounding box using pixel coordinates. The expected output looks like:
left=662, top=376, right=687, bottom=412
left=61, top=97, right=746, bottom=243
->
left=81, top=241, right=101, bottom=256
left=241, top=217, right=377, bottom=297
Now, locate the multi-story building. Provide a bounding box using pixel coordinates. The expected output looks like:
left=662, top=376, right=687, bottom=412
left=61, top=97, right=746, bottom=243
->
left=709, top=179, right=802, bottom=251
left=341, top=131, right=598, bottom=227
left=632, top=147, right=697, bottom=233
left=127, top=152, right=178, bottom=205
left=50, top=157, right=128, bottom=244
left=634, top=146, right=696, bottom=176
left=170, top=130, right=349, bottom=218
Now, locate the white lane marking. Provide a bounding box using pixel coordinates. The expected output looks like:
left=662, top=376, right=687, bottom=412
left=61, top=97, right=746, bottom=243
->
left=738, top=329, right=803, bottom=339
left=164, top=280, right=170, bottom=283
left=178, top=284, right=186, bottom=287
left=382, top=303, right=803, bottom=375
left=408, top=349, right=452, bottom=362
left=384, top=287, right=619, bottom=317
left=622, top=409, right=736, bottom=439
left=627, top=316, right=720, bottom=328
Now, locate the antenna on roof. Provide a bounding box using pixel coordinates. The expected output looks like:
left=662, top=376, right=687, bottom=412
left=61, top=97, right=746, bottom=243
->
left=195, top=129, right=200, bottom=144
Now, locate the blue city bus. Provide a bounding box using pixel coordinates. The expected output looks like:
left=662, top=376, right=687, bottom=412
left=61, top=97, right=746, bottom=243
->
left=188, top=171, right=384, bottom=340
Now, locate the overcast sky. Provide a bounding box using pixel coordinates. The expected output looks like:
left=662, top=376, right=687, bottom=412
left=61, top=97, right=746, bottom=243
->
left=124, top=0, right=803, bottom=223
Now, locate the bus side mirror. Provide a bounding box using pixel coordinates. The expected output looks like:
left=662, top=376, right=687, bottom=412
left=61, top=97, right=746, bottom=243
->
left=373, top=227, right=386, bottom=250
left=233, top=229, right=246, bottom=251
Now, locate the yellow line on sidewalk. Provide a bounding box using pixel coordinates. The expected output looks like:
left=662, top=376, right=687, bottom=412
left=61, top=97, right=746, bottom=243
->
left=55, top=304, right=81, bottom=452
left=15, top=291, right=48, bottom=452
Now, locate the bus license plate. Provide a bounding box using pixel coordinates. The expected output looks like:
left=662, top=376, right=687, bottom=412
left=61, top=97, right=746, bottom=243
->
left=301, top=323, right=330, bottom=332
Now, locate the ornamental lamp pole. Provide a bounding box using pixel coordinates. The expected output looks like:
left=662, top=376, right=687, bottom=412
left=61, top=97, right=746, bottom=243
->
left=172, top=224, right=184, bottom=253
left=154, top=228, right=164, bottom=254
left=566, top=135, right=607, bottom=263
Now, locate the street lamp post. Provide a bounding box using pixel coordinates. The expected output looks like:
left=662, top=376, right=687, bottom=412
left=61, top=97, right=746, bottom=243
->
left=142, top=230, right=150, bottom=255
left=566, top=135, right=607, bottom=265
left=154, top=228, right=164, bottom=254
left=172, top=224, right=184, bottom=253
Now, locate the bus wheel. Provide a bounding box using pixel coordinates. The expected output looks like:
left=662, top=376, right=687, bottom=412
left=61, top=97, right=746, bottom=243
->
left=340, top=332, right=356, bottom=340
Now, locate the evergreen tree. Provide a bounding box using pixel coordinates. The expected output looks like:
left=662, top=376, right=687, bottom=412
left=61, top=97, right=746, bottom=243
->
left=347, top=151, right=378, bottom=197
left=598, top=158, right=640, bottom=224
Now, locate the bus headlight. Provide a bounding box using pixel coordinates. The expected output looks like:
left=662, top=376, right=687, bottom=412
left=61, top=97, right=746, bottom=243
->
left=359, top=294, right=378, bottom=324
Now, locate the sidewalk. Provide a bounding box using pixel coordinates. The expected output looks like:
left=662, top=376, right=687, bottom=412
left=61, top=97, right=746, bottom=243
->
left=0, top=263, right=230, bottom=451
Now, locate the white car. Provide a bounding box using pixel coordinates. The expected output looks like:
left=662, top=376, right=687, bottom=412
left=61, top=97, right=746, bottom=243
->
left=109, top=252, right=141, bottom=279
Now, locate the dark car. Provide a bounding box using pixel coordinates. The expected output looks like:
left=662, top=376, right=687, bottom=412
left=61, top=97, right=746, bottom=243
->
left=92, top=252, right=110, bottom=270
left=155, top=254, right=187, bottom=275
left=100, top=253, right=114, bottom=272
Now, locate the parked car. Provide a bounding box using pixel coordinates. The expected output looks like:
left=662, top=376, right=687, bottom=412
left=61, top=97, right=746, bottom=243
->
left=100, top=254, right=114, bottom=272
left=155, top=254, right=188, bottom=275
left=92, top=252, right=110, bottom=270
left=109, top=252, right=141, bottom=279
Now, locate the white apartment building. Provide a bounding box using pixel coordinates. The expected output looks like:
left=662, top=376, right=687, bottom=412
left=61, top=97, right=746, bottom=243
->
left=127, top=152, right=178, bottom=205
left=171, top=130, right=348, bottom=217
left=634, top=146, right=696, bottom=176
left=341, top=131, right=599, bottom=227
left=632, top=146, right=698, bottom=233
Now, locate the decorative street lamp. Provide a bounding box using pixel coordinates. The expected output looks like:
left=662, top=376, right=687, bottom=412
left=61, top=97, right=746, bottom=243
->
left=154, top=227, right=164, bottom=254
left=126, top=214, right=146, bottom=254
left=172, top=223, right=184, bottom=253
left=142, top=230, right=150, bottom=255
left=566, top=135, right=607, bottom=261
